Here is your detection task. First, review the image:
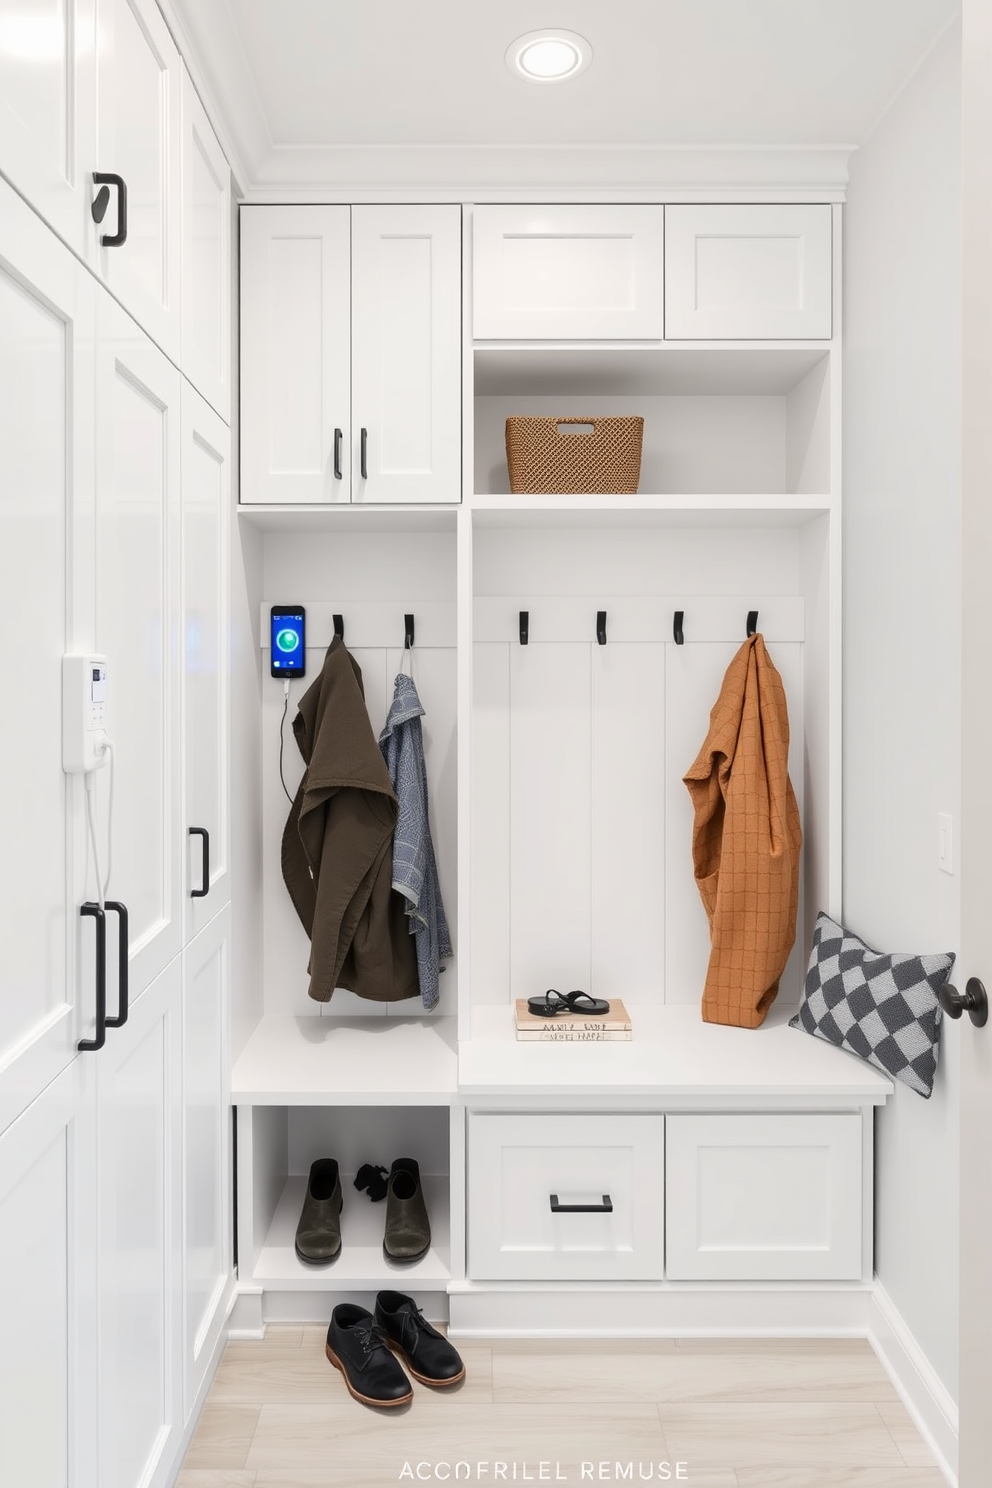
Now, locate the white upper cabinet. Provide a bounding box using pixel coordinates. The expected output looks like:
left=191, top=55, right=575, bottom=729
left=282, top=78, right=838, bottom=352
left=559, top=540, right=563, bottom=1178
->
left=472, top=205, right=665, bottom=340
left=351, top=204, right=462, bottom=504
left=240, top=205, right=351, bottom=504
left=0, top=0, right=97, bottom=258
left=94, top=0, right=183, bottom=362
left=240, top=203, right=462, bottom=505
left=181, top=69, right=231, bottom=423
left=665, top=204, right=833, bottom=339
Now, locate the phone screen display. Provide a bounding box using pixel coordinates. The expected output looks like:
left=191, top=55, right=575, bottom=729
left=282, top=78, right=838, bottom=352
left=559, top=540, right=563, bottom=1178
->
left=270, top=607, right=306, bottom=678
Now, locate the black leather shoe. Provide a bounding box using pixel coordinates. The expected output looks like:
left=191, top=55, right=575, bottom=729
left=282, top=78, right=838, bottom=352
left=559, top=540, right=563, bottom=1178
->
left=383, top=1157, right=431, bottom=1261
left=375, top=1290, right=466, bottom=1387
left=325, top=1304, right=414, bottom=1407
left=295, top=1158, right=342, bottom=1264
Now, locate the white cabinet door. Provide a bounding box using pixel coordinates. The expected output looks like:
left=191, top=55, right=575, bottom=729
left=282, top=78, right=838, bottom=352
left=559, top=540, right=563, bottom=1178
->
left=665, top=1112, right=863, bottom=1280
left=240, top=204, right=351, bottom=504
left=96, top=955, right=183, bottom=1488
left=0, top=178, right=96, bottom=1136
left=472, top=205, right=665, bottom=339
left=95, top=0, right=182, bottom=362
left=352, top=204, right=462, bottom=503
left=180, top=69, right=231, bottom=423
left=664, top=205, right=833, bottom=339
left=0, top=0, right=96, bottom=257
left=182, top=906, right=231, bottom=1415
left=95, top=290, right=182, bottom=1000
left=467, top=1111, right=665, bottom=1281
left=182, top=381, right=231, bottom=941
left=0, top=1059, right=97, bottom=1488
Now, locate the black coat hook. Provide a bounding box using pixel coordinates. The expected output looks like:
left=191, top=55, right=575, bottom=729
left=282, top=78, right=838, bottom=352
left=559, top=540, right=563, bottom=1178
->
left=596, top=611, right=607, bottom=646
left=746, top=610, right=758, bottom=638
left=404, top=613, right=415, bottom=650
left=332, top=613, right=344, bottom=641
left=673, top=610, right=684, bottom=646
left=519, top=610, right=529, bottom=646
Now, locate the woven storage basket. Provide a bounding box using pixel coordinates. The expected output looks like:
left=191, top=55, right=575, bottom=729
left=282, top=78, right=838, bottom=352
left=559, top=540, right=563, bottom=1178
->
left=505, top=415, right=644, bottom=494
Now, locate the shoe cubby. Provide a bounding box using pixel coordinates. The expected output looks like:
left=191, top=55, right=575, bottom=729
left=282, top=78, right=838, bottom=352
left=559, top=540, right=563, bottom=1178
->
left=235, top=1103, right=452, bottom=1292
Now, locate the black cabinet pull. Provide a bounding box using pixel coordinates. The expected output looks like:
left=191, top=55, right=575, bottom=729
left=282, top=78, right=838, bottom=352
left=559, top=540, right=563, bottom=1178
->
left=92, top=172, right=128, bottom=248
left=104, top=901, right=130, bottom=1029
left=550, top=1194, right=613, bottom=1213
left=78, top=904, right=107, bottom=1052
left=189, top=826, right=210, bottom=898
left=333, top=427, right=343, bottom=480
left=360, top=427, right=368, bottom=480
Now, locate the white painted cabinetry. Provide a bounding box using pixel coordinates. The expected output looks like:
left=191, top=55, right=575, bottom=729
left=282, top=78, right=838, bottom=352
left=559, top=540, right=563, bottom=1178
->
left=240, top=203, right=462, bottom=504
left=472, top=205, right=665, bottom=339
left=181, top=70, right=232, bottom=424
left=664, top=204, right=833, bottom=339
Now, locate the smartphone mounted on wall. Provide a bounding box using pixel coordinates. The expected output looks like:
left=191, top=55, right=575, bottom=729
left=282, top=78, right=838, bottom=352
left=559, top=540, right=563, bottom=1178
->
left=270, top=605, right=306, bottom=678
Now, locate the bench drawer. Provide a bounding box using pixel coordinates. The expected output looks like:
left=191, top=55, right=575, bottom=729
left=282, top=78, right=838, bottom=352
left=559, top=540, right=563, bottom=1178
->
left=467, top=1112, right=665, bottom=1281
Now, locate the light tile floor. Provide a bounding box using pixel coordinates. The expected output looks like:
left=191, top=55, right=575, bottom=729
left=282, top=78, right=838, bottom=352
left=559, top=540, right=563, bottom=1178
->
left=179, top=1329, right=949, bottom=1488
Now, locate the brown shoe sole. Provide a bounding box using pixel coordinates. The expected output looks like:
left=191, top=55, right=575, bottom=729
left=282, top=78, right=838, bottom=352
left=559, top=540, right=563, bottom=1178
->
left=386, top=1337, right=466, bottom=1388
left=325, top=1343, right=413, bottom=1408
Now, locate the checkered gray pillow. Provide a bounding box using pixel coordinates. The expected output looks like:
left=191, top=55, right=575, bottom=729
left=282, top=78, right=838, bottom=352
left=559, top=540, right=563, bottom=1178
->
left=790, top=912, right=954, bottom=1098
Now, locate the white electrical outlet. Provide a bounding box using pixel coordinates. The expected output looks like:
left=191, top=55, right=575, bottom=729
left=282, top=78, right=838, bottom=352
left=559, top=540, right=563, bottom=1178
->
left=938, top=812, right=953, bottom=874
left=63, top=655, right=109, bottom=774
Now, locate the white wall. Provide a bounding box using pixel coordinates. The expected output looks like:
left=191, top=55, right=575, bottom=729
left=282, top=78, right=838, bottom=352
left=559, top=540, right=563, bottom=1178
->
left=844, top=20, right=961, bottom=1400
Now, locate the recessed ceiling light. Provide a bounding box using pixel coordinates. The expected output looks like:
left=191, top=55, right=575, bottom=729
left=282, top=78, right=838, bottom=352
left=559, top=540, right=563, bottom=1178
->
left=506, top=29, right=592, bottom=84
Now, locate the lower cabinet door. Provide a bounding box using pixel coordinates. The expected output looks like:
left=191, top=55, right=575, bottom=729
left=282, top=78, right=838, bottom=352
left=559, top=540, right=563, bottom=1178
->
left=665, top=1112, right=864, bottom=1281
left=97, top=957, right=183, bottom=1488
left=467, top=1112, right=665, bottom=1281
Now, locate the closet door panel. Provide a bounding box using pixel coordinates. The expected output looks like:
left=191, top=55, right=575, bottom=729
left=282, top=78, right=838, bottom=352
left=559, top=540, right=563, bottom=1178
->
left=95, top=0, right=182, bottom=360
left=95, top=291, right=182, bottom=1001
left=180, top=70, right=231, bottom=423
left=0, top=179, right=93, bottom=1135
left=0, top=1059, right=97, bottom=1488
left=471, top=646, right=511, bottom=1003
left=182, top=382, right=231, bottom=942
left=351, top=204, right=461, bottom=504
left=182, top=906, right=231, bottom=1414
left=590, top=643, right=667, bottom=1001
left=0, top=0, right=96, bottom=256
left=240, top=204, right=351, bottom=504
left=96, top=956, right=182, bottom=1488
left=509, top=644, right=591, bottom=998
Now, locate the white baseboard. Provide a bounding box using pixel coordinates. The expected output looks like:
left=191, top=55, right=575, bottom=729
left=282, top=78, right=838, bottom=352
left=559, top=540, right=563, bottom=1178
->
left=868, top=1278, right=957, bottom=1486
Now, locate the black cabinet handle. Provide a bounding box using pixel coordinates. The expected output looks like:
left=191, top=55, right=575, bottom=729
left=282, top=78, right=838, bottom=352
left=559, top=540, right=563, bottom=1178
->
left=939, top=978, right=989, bottom=1028
left=104, top=901, right=129, bottom=1030
left=78, top=904, right=107, bottom=1052
left=549, top=1194, right=614, bottom=1213
left=92, top=172, right=128, bottom=248
left=333, top=427, right=343, bottom=480
left=360, top=427, right=368, bottom=480
left=189, top=826, right=210, bottom=898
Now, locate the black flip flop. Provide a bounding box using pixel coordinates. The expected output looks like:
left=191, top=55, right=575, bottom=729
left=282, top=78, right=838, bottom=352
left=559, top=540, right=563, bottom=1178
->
left=526, top=989, right=611, bottom=1018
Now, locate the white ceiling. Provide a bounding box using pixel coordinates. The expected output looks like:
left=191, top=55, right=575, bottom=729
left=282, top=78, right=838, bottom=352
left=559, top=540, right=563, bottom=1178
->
left=171, top=0, right=960, bottom=196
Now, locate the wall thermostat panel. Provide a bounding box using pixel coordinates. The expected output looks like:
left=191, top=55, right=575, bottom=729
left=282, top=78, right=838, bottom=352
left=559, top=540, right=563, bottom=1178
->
left=63, top=655, right=109, bottom=773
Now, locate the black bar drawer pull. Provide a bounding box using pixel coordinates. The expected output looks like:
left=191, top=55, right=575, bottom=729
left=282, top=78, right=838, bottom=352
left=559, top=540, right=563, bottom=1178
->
left=78, top=904, right=107, bottom=1052
left=360, top=426, right=368, bottom=480
left=550, top=1194, right=614, bottom=1214
left=189, top=826, right=210, bottom=897
left=104, top=901, right=129, bottom=1030
left=333, top=427, right=343, bottom=480
left=91, top=172, right=128, bottom=247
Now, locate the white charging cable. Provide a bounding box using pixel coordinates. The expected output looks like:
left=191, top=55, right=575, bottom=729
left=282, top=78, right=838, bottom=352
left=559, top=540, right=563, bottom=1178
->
left=278, top=678, right=293, bottom=803
left=84, top=736, right=115, bottom=909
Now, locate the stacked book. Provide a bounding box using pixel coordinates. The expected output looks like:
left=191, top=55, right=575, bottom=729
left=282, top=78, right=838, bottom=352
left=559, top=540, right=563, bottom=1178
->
left=514, top=998, right=632, bottom=1042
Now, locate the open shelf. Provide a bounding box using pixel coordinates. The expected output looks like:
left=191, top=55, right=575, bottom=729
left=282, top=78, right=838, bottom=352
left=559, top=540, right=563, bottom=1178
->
left=469, top=493, right=832, bottom=528
left=232, top=1016, right=459, bottom=1105
left=251, top=1173, right=451, bottom=1287
left=473, top=345, right=830, bottom=397
left=237, top=504, right=459, bottom=533
left=459, top=1003, right=893, bottom=1105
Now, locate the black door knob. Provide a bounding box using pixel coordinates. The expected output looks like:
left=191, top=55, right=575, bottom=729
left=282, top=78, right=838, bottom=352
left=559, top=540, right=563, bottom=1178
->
left=938, top=977, right=989, bottom=1028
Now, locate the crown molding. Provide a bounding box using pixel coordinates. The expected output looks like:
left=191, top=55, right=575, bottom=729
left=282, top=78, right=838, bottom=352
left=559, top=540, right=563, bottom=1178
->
left=238, top=144, right=855, bottom=204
